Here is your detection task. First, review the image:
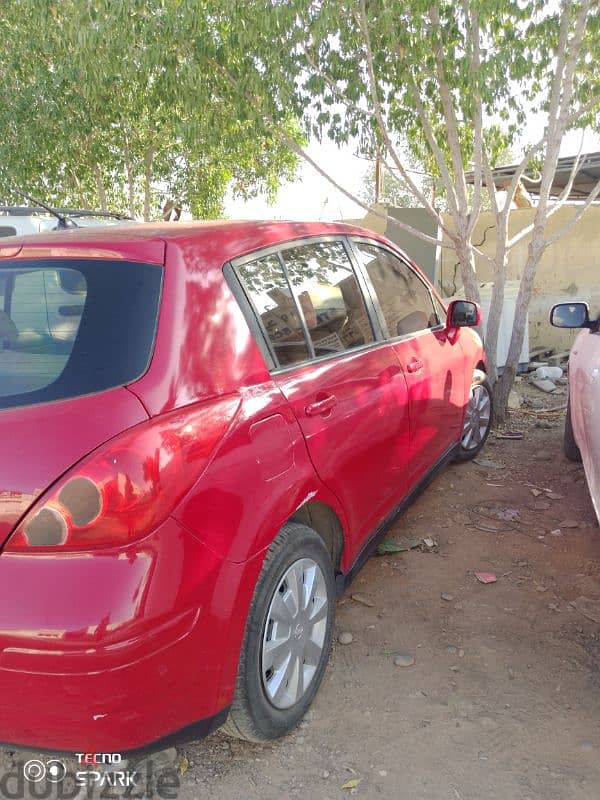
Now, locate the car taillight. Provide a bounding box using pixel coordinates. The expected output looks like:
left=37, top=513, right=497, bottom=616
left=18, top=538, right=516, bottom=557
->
left=5, top=396, right=240, bottom=552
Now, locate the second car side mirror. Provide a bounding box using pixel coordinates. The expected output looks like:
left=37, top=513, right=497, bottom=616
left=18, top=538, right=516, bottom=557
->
left=447, top=300, right=481, bottom=329
left=550, top=302, right=592, bottom=329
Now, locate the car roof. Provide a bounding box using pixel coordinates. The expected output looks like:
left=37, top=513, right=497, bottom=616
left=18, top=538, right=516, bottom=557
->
left=0, top=219, right=381, bottom=267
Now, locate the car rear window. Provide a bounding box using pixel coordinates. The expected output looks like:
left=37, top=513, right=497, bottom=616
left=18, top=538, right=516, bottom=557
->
left=0, top=259, right=162, bottom=409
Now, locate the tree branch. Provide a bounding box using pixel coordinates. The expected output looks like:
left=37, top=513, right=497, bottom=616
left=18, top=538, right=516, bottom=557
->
left=354, top=0, right=452, bottom=234
left=428, top=4, right=469, bottom=215
left=464, top=3, right=484, bottom=238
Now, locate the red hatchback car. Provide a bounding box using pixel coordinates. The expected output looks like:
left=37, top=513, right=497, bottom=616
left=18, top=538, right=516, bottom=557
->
left=0, top=221, right=491, bottom=753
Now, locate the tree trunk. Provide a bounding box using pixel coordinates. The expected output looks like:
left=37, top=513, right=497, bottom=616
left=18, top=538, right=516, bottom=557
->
left=94, top=165, right=108, bottom=212
left=493, top=234, right=543, bottom=420
left=143, top=145, right=155, bottom=223
left=494, top=363, right=516, bottom=422
left=123, top=133, right=136, bottom=218
left=454, top=239, right=481, bottom=305
left=485, top=247, right=508, bottom=388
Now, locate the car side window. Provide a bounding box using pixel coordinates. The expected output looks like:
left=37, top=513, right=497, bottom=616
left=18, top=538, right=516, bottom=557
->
left=279, top=240, right=375, bottom=357
left=238, top=253, right=311, bottom=367
left=353, top=241, right=438, bottom=337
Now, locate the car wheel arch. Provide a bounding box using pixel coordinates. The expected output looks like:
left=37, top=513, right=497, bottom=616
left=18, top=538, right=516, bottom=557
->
left=289, top=500, right=345, bottom=572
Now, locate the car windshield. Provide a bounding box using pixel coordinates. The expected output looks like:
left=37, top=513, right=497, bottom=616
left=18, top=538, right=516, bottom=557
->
left=0, top=259, right=162, bottom=409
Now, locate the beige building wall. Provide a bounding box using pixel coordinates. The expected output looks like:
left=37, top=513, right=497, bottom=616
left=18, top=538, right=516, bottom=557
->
left=439, top=206, right=600, bottom=353
left=340, top=204, right=439, bottom=283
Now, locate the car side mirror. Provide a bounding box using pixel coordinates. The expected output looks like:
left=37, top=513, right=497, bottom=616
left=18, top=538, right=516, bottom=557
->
left=447, top=300, right=481, bottom=329
left=550, top=302, right=591, bottom=329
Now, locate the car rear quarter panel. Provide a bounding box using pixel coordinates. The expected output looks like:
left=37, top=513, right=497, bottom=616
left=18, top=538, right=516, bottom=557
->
left=172, top=381, right=350, bottom=564
left=128, top=240, right=274, bottom=416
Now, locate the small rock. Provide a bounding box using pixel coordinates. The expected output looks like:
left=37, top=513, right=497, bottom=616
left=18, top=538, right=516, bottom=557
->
left=508, top=668, right=516, bottom=680
left=450, top=665, right=460, bottom=672
left=550, top=529, right=562, bottom=536
left=580, top=740, right=594, bottom=752
left=322, top=770, right=330, bottom=779
left=535, top=420, right=553, bottom=429
left=534, top=366, right=563, bottom=381
left=559, top=519, right=579, bottom=529
left=546, top=492, right=563, bottom=500
left=447, top=645, right=458, bottom=655
left=338, top=631, right=353, bottom=645
left=534, top=450, right=553, bottom=461
left=441, top=592, right=454, bottom=602
left=458, top=649, right=465, bottom=659
left=393, top=653, right=415, bottom=668
left=531, top=378, right=557, bottom=393
left=526, top=397, right=545, bottom=409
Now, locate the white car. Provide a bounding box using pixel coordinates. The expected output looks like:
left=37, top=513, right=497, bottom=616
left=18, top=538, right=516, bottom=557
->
left=0, top=205, right=134, bottom=238
left=551, top=302, right=600, bottom=523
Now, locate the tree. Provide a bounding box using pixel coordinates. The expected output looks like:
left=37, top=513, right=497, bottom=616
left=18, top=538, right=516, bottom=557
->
left=195, top=0, right=600, bottom=419
left=0, top=1, right=300, bottom=220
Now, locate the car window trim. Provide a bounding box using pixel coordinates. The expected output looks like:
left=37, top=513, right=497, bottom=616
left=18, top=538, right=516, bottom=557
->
left=271, top=339, right=385, bottom=376
left=347, top=236, right=446, bottom=340
left=228, top=235, right=385, bottom=374
left=276, top=248, right=316, bottom=361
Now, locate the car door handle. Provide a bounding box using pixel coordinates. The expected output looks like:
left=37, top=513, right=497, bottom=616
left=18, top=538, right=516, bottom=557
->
left=305, top=395, right=337, bottom=417
left=406, top=358, right=424, bottom=374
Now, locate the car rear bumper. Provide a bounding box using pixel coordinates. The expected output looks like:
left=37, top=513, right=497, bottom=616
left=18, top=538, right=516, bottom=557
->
left=0, top=518, right=250, bottom=753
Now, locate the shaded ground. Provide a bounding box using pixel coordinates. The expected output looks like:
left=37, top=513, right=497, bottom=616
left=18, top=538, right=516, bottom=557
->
left=3, top=394, right=600, bottom=800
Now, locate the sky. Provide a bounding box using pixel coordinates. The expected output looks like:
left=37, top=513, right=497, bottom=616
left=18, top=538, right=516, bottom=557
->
left=225, top=125, right=600, bottom=223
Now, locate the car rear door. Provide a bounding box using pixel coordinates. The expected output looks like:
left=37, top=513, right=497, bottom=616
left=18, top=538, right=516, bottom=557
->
left=350, top=239, right=465, bottom=486
left=233, top=238, right=411, bottom=557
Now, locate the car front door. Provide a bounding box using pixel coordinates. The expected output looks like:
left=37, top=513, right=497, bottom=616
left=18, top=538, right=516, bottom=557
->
left=235, top=238, right=411, bottom=558
left=351, top=239, right=465, bottom=486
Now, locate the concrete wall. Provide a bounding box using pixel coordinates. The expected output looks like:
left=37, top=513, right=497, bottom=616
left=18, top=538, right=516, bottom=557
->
left=439, top=205, right=600, bottom=354
left=341, top=205, right=439, bottom=283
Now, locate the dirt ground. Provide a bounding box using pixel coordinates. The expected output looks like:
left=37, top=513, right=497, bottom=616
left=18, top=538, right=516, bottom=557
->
left=3, top=391, right=600, bottom=800
left=178, top=398, right=600, bottom=800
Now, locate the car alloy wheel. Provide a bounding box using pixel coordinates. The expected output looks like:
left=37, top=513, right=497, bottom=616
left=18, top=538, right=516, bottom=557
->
left=461, top=383, right=492, bottom=450
left=261, top=557, right=329, bottom=709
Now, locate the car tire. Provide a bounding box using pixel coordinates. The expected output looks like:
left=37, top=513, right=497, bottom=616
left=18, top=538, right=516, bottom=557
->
left=222, top=522, right=336, bottom=742
left=455, top=369, right=493, bottom=461
left=564, top=398, right=582, bottom=462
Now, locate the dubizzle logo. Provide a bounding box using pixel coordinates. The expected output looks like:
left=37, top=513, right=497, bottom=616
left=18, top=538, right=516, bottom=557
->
left=0, top=751, right=180, bottom=798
